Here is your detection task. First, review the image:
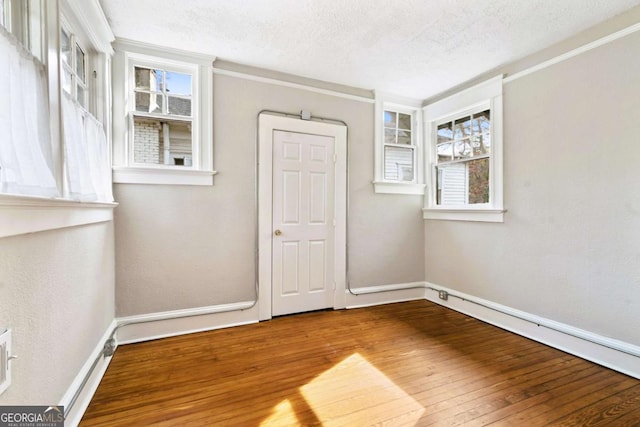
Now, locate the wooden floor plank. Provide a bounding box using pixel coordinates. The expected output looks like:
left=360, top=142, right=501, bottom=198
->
left=80, top=301, right=639, bottom=426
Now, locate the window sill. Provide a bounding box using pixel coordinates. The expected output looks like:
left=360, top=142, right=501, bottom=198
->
left=373, top=181, right=426, bottom=195
left=113, top=167, right=217, bottom=186
left=0, top=194, right=118, bottom=238
left=423, top=207, right=505, bottom=223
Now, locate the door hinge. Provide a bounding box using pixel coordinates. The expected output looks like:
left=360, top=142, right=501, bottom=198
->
left=332, top=218, right=337, bottom=227
left=333, top=153, right=337, bottom=163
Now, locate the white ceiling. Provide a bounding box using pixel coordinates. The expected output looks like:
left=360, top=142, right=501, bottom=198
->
left=99, top=0, right=640, bottom=100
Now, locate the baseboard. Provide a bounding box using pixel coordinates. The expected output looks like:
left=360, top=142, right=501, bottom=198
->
left=115, top=301, right=259, bottom=345
left=61, top=285, right=639, bottom=427
left=423, top=282, right=640, bottom=379
left=345, top=282, right=427, bottom=309
left=60, top=319, right=118, bottom=427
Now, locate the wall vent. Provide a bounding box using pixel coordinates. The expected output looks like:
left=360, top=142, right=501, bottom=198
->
left=0, top=328, right=12, bottom=395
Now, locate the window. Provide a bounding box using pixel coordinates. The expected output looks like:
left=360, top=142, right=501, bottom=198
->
left=435, top=108, right=491, bottom=205
left=423, top=75, right=504, bottom=222
left=383, top=110, right=415, bottom=181
left=0, top=0, right=44, bottom=60
left=132, top=66, right=193, bottom=166
left=0, top=0, right=116, bottom=238
left=112, top=40, right=215, bottom=185
left=373, top=97, right=425, bottom=195
left=1, top=0, right=6, bottom=29
left=60, top=25, right=87, bottom=107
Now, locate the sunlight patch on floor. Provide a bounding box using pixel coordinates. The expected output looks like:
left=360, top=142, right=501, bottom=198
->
left=261, top=353, right=425, bottom=426
left=260, top=399, right=300, bottom=426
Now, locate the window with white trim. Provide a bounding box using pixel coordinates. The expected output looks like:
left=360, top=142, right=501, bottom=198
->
left=435, top=108, right=491, bottom=205
left=0, top=0, right=115, bottom=238
left=1, top=0, right=44, bottom=60
left=112, top=40, right=215, bottom=186
left=383, top=109, right=415, bottom=182
left=423, top=75, right=504, bottom=222
left=131, top=65, right=194, bottom=167
left=373, top=98, right=425, bottom=195
left=60, top=24, right=88, bottom=107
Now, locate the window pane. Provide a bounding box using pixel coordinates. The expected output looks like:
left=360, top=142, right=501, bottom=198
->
left=468, top=157, right=490, bottom=204
left=384, top=128, right=396, bottom=144
left=383, top=110, right=396, bottom=127
left=133, top=117, right=192, bottom=166
left=135, top=91, right=163, bottom=113
left=397, top=130, right=411, bottom=145
left=471, top=133, right=490, bottom=156
left=134, top=67, right=151, bottom=90
left=62, top=68, right=72, bottom=94
left=133, top=117, right=162, bottom=164
left=165, top=71, right=192, bottom=96
left=384, top=145, right=414, bottom=181
left=398, top=113, right=411, bottom=130
left=61, top=29, right=71, bottom=66
left=436, top=142, right=452, bottom=162
left=454, top=116, right=471, bottom=139
left=472, top=109, right=490, bottom=133
left=75, top=44, right=85, bottom=82
left=168, top=96, right=191, bottom=116
left=436, top=163, right=466, bottom=206
left=436, top=158, right=489, bottom=206
left=437, top=122, right=453, bottom=143
left=77, top=83, right=86, bottom=107
left=164, top=121, right=193, bottom=166
left=135, top=67, right=163, bottom=91
left=453, top=138, right=473, bottom=159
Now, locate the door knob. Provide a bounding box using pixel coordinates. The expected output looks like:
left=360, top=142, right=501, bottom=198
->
left=274, top=229, right=282, bottom=236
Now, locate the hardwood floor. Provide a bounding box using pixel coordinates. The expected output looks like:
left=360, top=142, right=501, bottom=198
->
left=81, top=300, right=640, bottom=426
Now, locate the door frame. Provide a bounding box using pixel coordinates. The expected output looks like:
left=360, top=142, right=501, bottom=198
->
left=258, top=113, right=347, bottom=321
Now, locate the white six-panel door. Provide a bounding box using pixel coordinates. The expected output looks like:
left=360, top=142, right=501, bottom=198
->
left=272, top=130, right=335, bottom=316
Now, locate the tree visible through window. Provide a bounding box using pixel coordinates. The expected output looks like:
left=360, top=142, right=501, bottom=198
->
left=435, top=109, right=491, bottom=205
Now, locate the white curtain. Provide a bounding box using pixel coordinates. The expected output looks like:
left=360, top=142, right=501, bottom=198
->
left=62, top=93, right=113, bottom=202
left=0, top=26, right=59, bottom=197
left=84, top=113, right=114, bottom=202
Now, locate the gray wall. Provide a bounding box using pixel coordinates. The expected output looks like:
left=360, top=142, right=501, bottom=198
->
left=425, top=29, right=640, bottom=345
left=115, top=73, right=425, bottom=316
left=0, top=222, right=115, bottom=404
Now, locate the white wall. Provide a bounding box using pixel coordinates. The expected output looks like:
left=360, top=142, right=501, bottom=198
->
left=114, top=72, right=425, bottom=317
left=425, top=24, right=640, bottom=346
left=0, top=222, right=115, bottom=404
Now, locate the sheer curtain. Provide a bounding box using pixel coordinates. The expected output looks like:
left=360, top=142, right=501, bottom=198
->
left=0, top=26, right=59, bottom=197
left=62, top=93, right=113, bottom=202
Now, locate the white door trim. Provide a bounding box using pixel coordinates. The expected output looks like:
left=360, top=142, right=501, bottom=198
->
left=258, top=114, right=347, bottom=321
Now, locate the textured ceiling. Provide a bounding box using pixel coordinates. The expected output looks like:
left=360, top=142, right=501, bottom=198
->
left=99, top=0, right=640, bottom=100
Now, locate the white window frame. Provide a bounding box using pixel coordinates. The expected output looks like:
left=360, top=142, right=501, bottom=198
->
left=423, top=75, right=504, bottom=222
left=112, top=39, right=216, bottom=186
left=373, top=94, right=425, bottom=195
left=60, top=19, right=89, bottom=108
left=1, top=0, right=44, bottom=60
left=0, top=0, right=117, bottom=239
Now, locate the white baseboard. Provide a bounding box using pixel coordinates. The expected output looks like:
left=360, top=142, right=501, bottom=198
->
left=63, top=284, right=639, bottom=427
left=116, top=301, right=259, bottom=345
left=60, top=319, right=118, bottom=427
left=423, top=282, right=640, bottom=379
left=345, top=282, right=427, bottom=309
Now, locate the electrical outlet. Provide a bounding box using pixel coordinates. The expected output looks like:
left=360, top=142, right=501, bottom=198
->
left=438, top=290, right=448, bottom=301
